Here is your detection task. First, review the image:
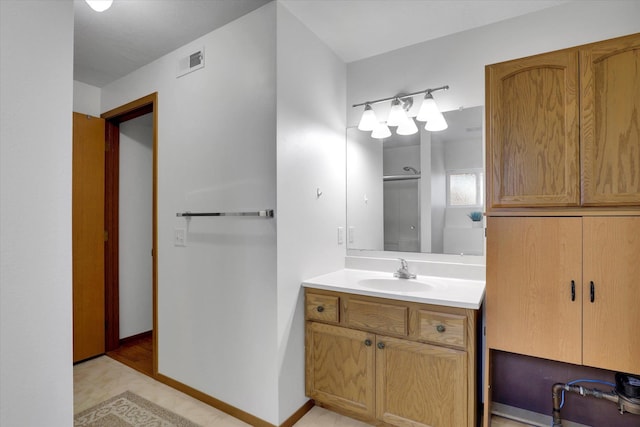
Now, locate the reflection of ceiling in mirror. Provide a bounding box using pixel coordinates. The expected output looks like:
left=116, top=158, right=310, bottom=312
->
left=432, top=107, right=483, bottom=143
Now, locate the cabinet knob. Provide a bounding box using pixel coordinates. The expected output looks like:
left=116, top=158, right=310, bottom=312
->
left=316, top=306, right=324, bottom=313
left=436, top=324, right=446, bottom=333
left=377, top=342, right=385, bottom=350
left=364, top=339, right=372, bottom=347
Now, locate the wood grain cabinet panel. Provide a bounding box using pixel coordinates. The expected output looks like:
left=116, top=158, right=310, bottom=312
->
left=581, top=34, right=640, bottom=206
left=305, top=321, right=375, bottom=419
left=486, top=217, right=583, bottom=364
left=346, top=298, right=408, bottom=337
left=417, top=310, right=466, bottom=349
left=486, top=50, right=580, bottom=208
left=582, top=217, right=640, bottom=374
left=306, top=293, right=339, bottom=323
left=376, top=336, right=467, bottom=427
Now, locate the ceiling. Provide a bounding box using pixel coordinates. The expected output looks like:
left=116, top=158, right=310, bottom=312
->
left=74, top=0, right=570, bottom=88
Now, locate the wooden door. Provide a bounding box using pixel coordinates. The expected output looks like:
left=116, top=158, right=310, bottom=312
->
left=305, top=322, right=375, bottom=420
left=376, top=335, right=467, bottom=427
left=486, top=217, right=582, bottom=364
left=73, top=112, right=105, bottom=362
left=583, top=217, right=640, bottom=373
left=486, top=49, right=580, bottom=209
left=581, top=33, right=640, bottom=206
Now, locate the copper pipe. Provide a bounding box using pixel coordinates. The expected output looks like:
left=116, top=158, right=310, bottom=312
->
left=552, top=382, right=620, bottom=426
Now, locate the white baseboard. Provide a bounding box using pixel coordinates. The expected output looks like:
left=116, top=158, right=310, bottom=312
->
left=492, top=402, right=590, bottom=427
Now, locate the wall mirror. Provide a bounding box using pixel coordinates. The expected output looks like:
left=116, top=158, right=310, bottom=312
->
left=346, top=106, right=484, bottom=256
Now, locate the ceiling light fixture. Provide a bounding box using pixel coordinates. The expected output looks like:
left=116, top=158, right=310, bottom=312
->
left=353, top=85, right=449, bottom=139
left=85, top=0, right=113, bottom=12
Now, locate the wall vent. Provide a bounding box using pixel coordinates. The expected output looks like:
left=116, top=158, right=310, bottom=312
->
left=177, top=47, right=204, bottom=78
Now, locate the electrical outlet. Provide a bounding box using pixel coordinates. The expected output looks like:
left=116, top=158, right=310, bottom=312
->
left=348, top=226, right=355, bottom=243
left=174, top=228, right=186, bottom=247
left=337, top=227, right=344, bottom=244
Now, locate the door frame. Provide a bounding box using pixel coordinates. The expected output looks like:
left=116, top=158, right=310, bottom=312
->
left=102, top=93, right=158, bottom=376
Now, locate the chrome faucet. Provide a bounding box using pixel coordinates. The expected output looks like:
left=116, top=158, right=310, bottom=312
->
left=394, top=258, right=416, bottom=279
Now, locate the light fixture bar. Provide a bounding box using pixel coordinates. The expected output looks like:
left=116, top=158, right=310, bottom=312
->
left=352, top=85, right=449, bottom=108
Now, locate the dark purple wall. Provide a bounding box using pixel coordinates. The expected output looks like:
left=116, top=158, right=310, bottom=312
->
left=491, top=350, right=639, bottom=427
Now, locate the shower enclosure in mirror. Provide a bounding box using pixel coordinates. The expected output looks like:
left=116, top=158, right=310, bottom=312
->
left=347, top=106, right=484, bottom=255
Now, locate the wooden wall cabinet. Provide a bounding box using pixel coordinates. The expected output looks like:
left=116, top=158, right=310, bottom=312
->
left=486, top=216, right=640, bottom=375
left=486, top=33, right=640, bottom=210
left=305, top=289, right=477, bottom=427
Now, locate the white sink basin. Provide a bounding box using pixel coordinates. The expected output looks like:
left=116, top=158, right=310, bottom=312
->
left=357, top=278, right=437, bottom=293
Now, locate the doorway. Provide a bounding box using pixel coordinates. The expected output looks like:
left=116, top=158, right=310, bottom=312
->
left=102, top=93, right=158, bottom=377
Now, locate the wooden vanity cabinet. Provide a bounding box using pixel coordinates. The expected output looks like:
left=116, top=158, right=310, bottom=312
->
left=486, top=216, right=640, bottom=374
left=305, top=289, right=477, bottom=427
left=486, top=33, right=640, bottom=210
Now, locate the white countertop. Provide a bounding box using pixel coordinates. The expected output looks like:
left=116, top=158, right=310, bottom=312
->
left=302, top=268, right=485, bottom=310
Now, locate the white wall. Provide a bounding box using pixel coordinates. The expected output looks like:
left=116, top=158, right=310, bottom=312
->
left=347, top=1, right=640, bottom=126
left=119, top=114, right=154, bottom=338
left=102, top=3, right=279, bottom=423
left=347, top=129, right=384, bottom=251
left=0, top=1, right=74, bottom=426
left=73, top=80, right=101, bottom=116
left=276, top=3, right=347, bottom=422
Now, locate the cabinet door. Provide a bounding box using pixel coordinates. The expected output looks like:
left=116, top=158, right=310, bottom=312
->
left=486, top=50, right=580, bottom=208
left=376, top=335, right=467, bottom=427
left=486, top=217, right=582, bottom=364
left=305, top=322, right=375, bottom=419
left=581, top=34, right=640, bottom=206
left=583, top=217, right=640, bottom=373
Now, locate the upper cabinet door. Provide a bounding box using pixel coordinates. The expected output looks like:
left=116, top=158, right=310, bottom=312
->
left=581, top=33, right=640, bottom=206
left=486, top=50, right=580, bottom=209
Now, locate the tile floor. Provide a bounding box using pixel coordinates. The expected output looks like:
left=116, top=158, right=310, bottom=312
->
left=74, top=356, right=532, bottom=426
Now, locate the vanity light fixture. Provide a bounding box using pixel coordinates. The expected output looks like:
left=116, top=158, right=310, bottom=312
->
left=85, top=0, right=113, bottom=12
left=353, top=85, right=449, bottom=139
left=371, top=121, right=392, bottom=139
left=386, top=98, right=408, bottom=127
left=396, top=117, right=419, bottom=135
left=417, top=92, right=448, bottom=131
left=357, top=104, right=378, bottom=131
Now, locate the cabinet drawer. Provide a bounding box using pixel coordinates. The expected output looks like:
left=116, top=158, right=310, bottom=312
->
left=347, top=299, right=408, bottom=336
left=306, top=293, right=339, bottom=323
left=418, top=310, right=466, bottom=349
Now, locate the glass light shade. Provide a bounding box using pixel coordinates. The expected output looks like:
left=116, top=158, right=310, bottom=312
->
left=371, top=122, right=391, bottom=139
left=424, top=114, right=448, bottom=131
left=357, top=104, right=378, bottom=131
left=396, top=117, right=418, bottom=135
left=85, top=0, right=113, bottom=12
left=386, top=98, right=408, bottom=127
left=416, top=93, right=440, bottom=122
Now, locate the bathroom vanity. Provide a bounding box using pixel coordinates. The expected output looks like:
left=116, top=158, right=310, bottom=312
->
left=303, top=269, right=484, bottom=427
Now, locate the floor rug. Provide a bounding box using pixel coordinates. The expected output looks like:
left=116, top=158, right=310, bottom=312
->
left=74, top=391, right=201, bottom=427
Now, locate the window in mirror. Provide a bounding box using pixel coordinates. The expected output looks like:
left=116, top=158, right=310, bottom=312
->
left=447, top=169, right=483, bottom=207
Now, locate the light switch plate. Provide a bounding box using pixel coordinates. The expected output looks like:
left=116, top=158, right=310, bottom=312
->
left=174, top=228, right=187, bottom=247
